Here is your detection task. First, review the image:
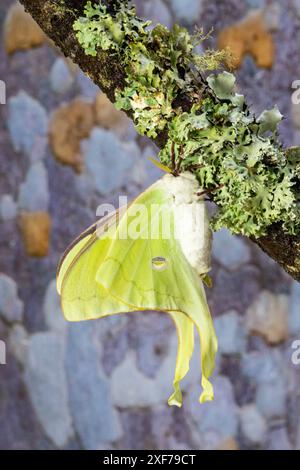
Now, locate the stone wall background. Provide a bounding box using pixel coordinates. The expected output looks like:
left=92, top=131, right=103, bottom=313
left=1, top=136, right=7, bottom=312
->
left=1, top=0, right=300, bottom=450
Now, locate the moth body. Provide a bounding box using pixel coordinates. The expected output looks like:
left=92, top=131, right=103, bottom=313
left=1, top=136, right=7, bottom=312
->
left=162, top=172, right=212, bottom=276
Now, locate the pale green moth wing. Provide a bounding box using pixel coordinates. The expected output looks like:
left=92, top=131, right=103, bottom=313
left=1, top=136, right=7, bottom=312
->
left=57, top=178, right=217, bottom=406
left=95, top=181, right=217, bottom=404
left=57, top=209, right=131, bottom=320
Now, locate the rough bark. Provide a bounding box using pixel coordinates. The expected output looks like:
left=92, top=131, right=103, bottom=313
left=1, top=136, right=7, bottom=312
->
left=18, top=0, right=300, bottom=282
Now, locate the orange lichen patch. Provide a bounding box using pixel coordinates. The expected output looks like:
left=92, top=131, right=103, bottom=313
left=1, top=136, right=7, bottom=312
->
left=217, top=438, right=239, bottom=450
left=49, top=99, right=94, bottom=173
left=218, top=11, right=275, bottom=69
left=246, top=291, right=288, bottom=346
left=94, top=93, right=131, bottom=135
left=19, top=211, right=51, bottom=258
left=4, top=2, right=46, bottom=55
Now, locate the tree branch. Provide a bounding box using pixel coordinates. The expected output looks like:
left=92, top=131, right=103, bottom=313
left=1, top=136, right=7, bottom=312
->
left=18, top=0, right=300, bottom=282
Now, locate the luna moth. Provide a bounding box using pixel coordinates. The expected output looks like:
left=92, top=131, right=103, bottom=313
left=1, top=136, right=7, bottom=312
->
left=56, top=172, right=217, bottom=407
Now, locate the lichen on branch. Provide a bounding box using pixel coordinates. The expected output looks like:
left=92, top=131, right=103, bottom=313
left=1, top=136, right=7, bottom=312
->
left=73, top=1, right=229, bottom=138
left=74, top=0, right=300, bottom=239
left=159, top=83, right=300, bottom=238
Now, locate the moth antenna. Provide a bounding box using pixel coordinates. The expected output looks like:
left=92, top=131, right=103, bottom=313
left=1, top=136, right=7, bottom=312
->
left=188, top=163, right=205, bottom=171
left=171, top=142, right=176, bottom=175
left=197, top=184, right=224, bottom=197
left=175, top=145, right=184, bottom=175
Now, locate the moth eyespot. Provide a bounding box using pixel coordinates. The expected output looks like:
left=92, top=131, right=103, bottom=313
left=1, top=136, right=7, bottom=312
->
left=151, top=257, right=168, bottom=271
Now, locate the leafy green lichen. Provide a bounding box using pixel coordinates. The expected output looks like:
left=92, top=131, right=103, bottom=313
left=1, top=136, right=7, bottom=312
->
left=73, top=1, right=300, bottom=238
left=159, top=78, right=300, bottom=237
left=73, top=1, right=150, bottom=55
left=74, top=1, right=230, bottom=138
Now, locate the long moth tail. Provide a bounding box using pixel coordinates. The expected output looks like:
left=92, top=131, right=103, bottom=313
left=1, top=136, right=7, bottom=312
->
left=191, top=286, right=218, bottom=404
left=168, top=311, right=195, bottom=407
